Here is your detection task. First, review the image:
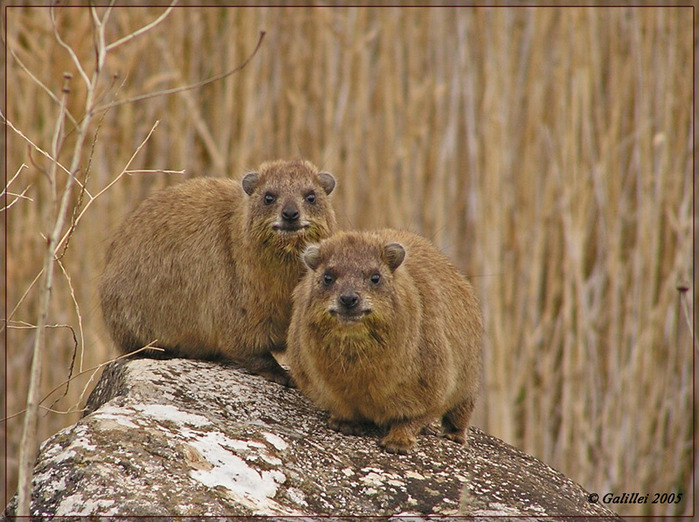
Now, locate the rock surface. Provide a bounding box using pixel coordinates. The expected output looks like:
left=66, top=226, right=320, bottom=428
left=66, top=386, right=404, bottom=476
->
left=3, top=358, right=620, bottom=518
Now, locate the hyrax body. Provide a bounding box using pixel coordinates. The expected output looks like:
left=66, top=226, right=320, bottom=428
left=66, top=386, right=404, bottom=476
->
left=287, top=229, right=483, bottom=453
left=99, top=159, right=336, bottom=385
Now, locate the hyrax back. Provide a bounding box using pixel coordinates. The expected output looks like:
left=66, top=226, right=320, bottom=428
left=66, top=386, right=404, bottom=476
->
left=287, top=229, right=483, bottom=453
left=99, top=159, right=336, bottom=384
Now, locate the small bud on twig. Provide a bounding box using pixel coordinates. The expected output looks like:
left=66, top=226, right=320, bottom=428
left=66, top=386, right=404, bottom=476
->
left=62, top=72, right=72, bottom=94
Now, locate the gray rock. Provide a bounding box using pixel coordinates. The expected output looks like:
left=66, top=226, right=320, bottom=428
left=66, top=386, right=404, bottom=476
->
left=3, top=358, right=620, bottom=518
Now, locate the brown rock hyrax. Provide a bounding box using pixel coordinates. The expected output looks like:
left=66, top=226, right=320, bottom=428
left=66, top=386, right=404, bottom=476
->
left=99, top=159, right=337, bottom=385
left=287, top=229, right=483, bottom=453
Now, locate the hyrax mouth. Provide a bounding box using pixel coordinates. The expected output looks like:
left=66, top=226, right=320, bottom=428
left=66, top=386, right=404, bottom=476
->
left=329, top=308, right=371, bottom=324
left=272, top=222, right=310, bottom=233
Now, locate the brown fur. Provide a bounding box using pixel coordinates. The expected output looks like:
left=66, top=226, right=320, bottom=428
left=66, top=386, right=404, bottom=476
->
left=99, top=159, right=337, bottom=384
left=287, top=229, right=483, bottom=453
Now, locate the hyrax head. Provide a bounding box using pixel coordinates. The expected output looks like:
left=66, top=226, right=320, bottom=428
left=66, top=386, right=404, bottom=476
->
left=302, top=233, right=406, bottom=327
left=242, top=159, right=336, bottom=253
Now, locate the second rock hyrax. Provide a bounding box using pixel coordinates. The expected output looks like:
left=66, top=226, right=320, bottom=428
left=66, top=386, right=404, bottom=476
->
left=287, top=229, right=483, bottom=453
left=99, top=159, right=337, bottom=385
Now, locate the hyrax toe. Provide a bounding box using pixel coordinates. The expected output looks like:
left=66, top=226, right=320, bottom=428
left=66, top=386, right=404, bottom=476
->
left=379, top=434, right=415, bottom=455
left=380, top=426, right=418, bottom=454
left=379, top=415, right=430, bottom=453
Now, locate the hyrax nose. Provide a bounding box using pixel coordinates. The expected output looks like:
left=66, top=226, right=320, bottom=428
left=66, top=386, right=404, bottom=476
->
left=281, top=203, right=300, bottom=222
left=339, top=291, right=360, bottom=309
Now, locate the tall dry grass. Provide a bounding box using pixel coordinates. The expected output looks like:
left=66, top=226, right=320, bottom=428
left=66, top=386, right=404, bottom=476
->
left=3, top=5, right=694, bottom=516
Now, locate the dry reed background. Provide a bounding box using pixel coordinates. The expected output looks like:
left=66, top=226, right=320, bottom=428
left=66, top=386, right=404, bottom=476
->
left=3, top=4, right=694, bottom=516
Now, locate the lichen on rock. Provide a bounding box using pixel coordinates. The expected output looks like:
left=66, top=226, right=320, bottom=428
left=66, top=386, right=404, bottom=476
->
left=3, top=358, right=620, bottom=518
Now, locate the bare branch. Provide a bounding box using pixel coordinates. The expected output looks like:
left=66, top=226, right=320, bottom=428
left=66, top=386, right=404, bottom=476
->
left=5, top=320, right=38, bottom=329
left=48, top=73, right=73, bottom=206
left=54, top=120, right=164, bottom=255
left=105, top=1, right=178, bottom=53
left=3, top=189, right=33, bottom=205
left=90, top=1, right=116, bottom=29
left=6, top=46, right=78, bottom=127
left=17, top=16, right=97, bottom=517
left=18, top=76, right=75, bottom=516
left=4, top=163, right=28, bottom=190
left=2, top=342, right=165, bottom=423
left=2, top=114, right=73, bottom=177
left=57, top=100, right=111, bottom=260
left=93, top=31, right=266, bottom=113
left=49, top=4, right=90, bottom=89
left=90, top=3, right=115, bottom=73
left=57, top=258, right=85, bottom=372
left=5, top=269, right=44, bottom=329
left=39, top=405, right=86, bottom=416
left=75, top=341, right=166, bottom=412
left=125, top=169, right=186, bottom=176
left=1, top=164, right=33, bottom=211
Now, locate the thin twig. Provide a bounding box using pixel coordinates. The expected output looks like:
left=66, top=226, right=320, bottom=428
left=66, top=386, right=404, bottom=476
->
left=4, top=136, right=177, bottom=325
left=57, top=97, right=110, bottom=260
left=56, top=258, right=84, bottom=374
left=3, top=163, right=28, bottom=193
left=6, top=46, right=78, bottom=127
left=105, top=1, right=177, bottom=53
left=125, top=169, right=186, bottom=176
left=2, top=114, right=73, bottom=178
left=90, top=3, right=114, bottom=73
left=3, top=190, right=33, bottom=208
left=54, top=120, right=162, bottom=255
left=2, top=342, right=165, bottom=423
left=5, top=270, right=43, bottom=331
left=93, top=31, right=266, bottom=113
left=7, top=321, right=66, bottom=329
left=65, top=342, right=167, bottom=413
left=49, top=4, right=90, bottom=89
left=48, top=73, right=72, bottom=206
left=39, top=405, right=87, bottom=416
left=1, top=164, right=33, bottom=211
left=16, top=67, right=75, bottom=512
left=5, top=320, right=35, bottom=328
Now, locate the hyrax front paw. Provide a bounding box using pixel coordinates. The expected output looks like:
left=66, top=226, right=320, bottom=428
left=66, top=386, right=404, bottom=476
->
left=442, top=430, right=467, bottom=445
left=379, top=429, right=417, bottom=454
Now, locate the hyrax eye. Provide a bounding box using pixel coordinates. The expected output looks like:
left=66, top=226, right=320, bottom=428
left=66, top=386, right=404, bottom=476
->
left=305, top=191, right=316, bottom=204
left=264, top=193, right=276, bottom=205
left=323, top=273, right=335, bottom=286
left=370, top=273, right=381, bottom=285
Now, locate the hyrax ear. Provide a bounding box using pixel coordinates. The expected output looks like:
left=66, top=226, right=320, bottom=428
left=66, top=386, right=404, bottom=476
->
left=384, top=243, right=406, bottom=272
left=242, top=172, right=259, bottom=196
left=317, top=172, right=336, bottom=195
left=302, top=244, right=322, bottom=271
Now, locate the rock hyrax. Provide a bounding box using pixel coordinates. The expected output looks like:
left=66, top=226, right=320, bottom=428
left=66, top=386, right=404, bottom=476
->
left=99, top=159, right=337, bottom=385
left=287, top=229, right=483, bottom=453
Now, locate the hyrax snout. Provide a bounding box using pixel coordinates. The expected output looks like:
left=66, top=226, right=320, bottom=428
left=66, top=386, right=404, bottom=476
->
left=287, top=229, right=483, bottom=453
left=99, top=159, right=337, bottom=385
